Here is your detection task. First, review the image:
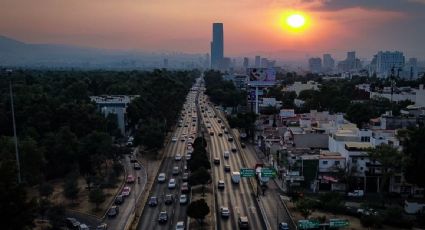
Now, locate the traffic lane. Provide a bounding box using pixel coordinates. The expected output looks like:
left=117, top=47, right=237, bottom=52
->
left=65, top=210, right=101, bottom=229
left=105, top=153, right=147, bottom=230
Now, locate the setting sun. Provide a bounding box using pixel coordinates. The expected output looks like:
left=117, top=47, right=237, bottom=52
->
left=287, top=14, right=305, bottom=28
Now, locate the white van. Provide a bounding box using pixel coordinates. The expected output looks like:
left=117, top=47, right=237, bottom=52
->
left=231, top=172, right=241, bottom=184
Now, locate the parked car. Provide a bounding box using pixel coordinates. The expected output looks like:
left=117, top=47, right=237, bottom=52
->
left=114, top=195, right=124, bottom=205
left=121, top=186, right=131, bottom=196
left=220, top=207, right=230, bottom=218
left=148, top=196, right=158, bottom=207
left=158, top=211, right=168, bottom=224
left=165, top=194, right=174, bottom=205
left=107, top=206, right=119, bottom=218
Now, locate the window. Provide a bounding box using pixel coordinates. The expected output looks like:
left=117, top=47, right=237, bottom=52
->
left=322, top=161, right=328, bottom=165
left=335, top=161, right=340, bottom=165
left=360, top=167, right=364, bottom=171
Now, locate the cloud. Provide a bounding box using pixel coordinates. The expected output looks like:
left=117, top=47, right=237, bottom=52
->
left=306, top=0, right=425, bottom=14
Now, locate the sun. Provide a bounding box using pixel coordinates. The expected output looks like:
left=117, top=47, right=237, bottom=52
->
left=286, top=14, right=306, bottom=28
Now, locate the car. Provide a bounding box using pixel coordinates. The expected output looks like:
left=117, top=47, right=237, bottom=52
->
left=180, top=137, right=185, bottom=142
left=178, top=124, right=182, bottom=127
left=218, top=132, right=223, bottom=136
left=176, top=221, right=185, bottom=230
left=133, top=162, right=141, bottom=170
left=129, top=156, right=137, bottom=163
left=228, top=136, right=233, bottom=142
left=210, top=131, right=214, bottom=136
left=65, top=217, right=80, bottom=229
left=158, top=211, right=168, bottom=224
left=218, top=180, right=225, bottom=189
left=114, top=195, right=124, bottom=205
left=158, top=173, right=166, bottom=183
left=214, top=158, right=220, bottom=165
left=182, top=172, right=189, bottom=182
left=148, top=196, right=158, bottom=207
left=79, top=224, right=90, bottom=230
left=217, top=119, right=222, bottom=123
left=223, top=151, right=230, bottom=159
left=192, top=123, right=196, bottom=127
left=238, top=216, right=249, bottom=229
left=172, top=166, right=180, bottom=175
left=175, top=154, right=182, bottom=161
left=224, top=128, right=228, bottom=134
left=168, top=178, right=177, bottom=189
left=184, top=124, right=188, bottom=127
left=220, top=207, right=230, bottom=217
left=165, top=194, right=174, bottom=205
left=185, top=154, right=191, bottom=160
left=241, top=143, right=246, bottom=148
left=172, top=136, right=178, bottom=142
left=221, top=125, right=225, bottom=129
left=231, top=146, right=237, bottom=152
left=121, top=186, right=131, bottom=196
left=181, top=182, right=190, bottom=193
left=179, top=194, right=188, bottom=204
left=126, top=175, right=135, bottom=183
left=224, top=165, right=231, bottom=172
left=279, top=222, right=289, bottom=230
left=96, top=223, right=108, bottom=230
left=107, top=206, right=119, bottom=218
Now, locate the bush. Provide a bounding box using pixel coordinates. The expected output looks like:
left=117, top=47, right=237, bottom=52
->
left=360, top=215, right=383, bottom=228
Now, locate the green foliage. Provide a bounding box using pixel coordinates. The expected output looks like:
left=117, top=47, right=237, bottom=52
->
left=403, top=127, right=425, bottom=189
left=204, top=70, right=245, bottom=108
left=187, top=199, right=210, bottom=225
left=89, top=188, right=106, bottom=210
left=368, top=145, right=402, bottom=193
left=193, top=137, right=207, bottom=149
left=360, top=214, right=383, bottom=228
left=296, top=198, right=316, bottom=219
left=46, top=204, right=66, bottom=229
left=0, top=159, right=36, bottom=230
left=39, top=182, right=54, bottom=198
left=318, top=192, right=345, bottom=214
left=63, top=172, right=79, bottom=202
left=227, top=112, right=257, bottom=138
left=189, top=167, right=211, bottom=187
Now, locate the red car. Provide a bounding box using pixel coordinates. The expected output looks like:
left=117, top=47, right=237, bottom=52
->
left=121, top=186, right=131, bottom=197
left=126, top=175, right=135, bottom=183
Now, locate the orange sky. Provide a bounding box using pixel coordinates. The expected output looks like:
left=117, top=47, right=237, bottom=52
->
left=1, top=0, right=424, bottom=60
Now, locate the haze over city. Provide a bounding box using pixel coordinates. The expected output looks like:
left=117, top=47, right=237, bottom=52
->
left=1, top=0, right=425, bottom=60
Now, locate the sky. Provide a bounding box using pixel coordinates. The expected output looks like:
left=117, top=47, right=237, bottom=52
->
left=1, top=0, right=425, bottom=61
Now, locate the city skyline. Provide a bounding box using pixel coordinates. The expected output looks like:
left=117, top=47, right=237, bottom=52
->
left=1, top=0, right=425, bottom=60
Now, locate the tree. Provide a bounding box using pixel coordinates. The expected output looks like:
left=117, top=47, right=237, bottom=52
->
left=403, top=128, right=425, bottom=193
left=63, top=172, right=79, bottom=204
left=345, top=103, right=375, bottom=127
left=368, top=145, right=402, bottom=194
left=89, top=188, right=106, bottom=210
left=39, top=182, right=54, bottom=198
left=296, top=198, right=315, bottom=219
left=189, top=167, right=212, bottom=196
left=187, top=199, right=210, bottom=226
left=47, top=204, right=66, bottom=229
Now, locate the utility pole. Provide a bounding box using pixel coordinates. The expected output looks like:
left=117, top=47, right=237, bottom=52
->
left=7, top=69, right=22, bottom=184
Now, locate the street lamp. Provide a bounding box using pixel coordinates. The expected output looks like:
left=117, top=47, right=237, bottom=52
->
left=6, top=69, right=22, bottom=184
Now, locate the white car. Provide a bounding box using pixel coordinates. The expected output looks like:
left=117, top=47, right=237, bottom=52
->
left=158, top=173, right=166, bottom=183
left=176, top=221, right=185, bottom=230
left=179, top=194, right=188, bottom=204
left=185, top=154, right=191, bottom=160
left=168, top=178, right=176, bottom=189
left=121, top=186, right=131, bottom=196
left=223, top=151, right=230, bottom=159
left=220, top=207, right=230, bottom=217
left=172, top=166, right=180, bottom=175
left=172, top=136, right=178, bottom=142
left=175, top=154, right=182, bottom=161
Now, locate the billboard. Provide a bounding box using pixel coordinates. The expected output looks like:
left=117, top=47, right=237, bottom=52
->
left=248, top=67, right=276, bottom=85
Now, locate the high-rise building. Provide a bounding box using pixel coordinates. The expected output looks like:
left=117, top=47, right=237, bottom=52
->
left=255, top=56, right=261, bottom=68
left=338, top=51, right=362, bottom=72
left=308, top=57, right=322, bottom=73
left=322, top=54, right=335, bottom=72
left=261, top=58, right=269, bottom=68
left=211, top=23, right=224, bottom=69
left=243, top=57, right=249, bottom=69
left=376, top=51, right=405, bottom=78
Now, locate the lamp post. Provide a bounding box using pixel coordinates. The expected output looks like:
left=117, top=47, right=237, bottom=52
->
left=7, top=69, right=22, bottom=184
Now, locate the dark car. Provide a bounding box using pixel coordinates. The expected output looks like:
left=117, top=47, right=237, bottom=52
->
left=181, top=182, right=190, bottom=194
left=133, top=163, right=141, bottom=170
left=165, top=194, right=173, bottom=205
left=228, top=136, right=233, bottom=142
left=214, top=158, right=220, bottom=165
left=65, top=217, right=80, bottom=229
left=182, top=172, right=189, bottom=182
left=114, top=195, right=124, bottom=205
left=210, top=131, right=214, bottom=136
left=241, top=143, right=246, bottom=148
left=224, top=165, right=231, bottom=172
left=218, top=132, right=223, bottom=136
left=148, top=196, right=158, bottom=207
left=158, top=211, right=168, bottom=224
left=107, top=206, right=119, bottom=218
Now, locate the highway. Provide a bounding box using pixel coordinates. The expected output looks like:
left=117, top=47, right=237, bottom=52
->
left=199, top=92, right=265, bottom=230
left=137, top=88, right=200, bottom=230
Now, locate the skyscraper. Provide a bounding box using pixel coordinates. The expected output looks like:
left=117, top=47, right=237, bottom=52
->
left=211, top=23, right=224, bottom=69
left=243, top=57, right=249, bottom=69
left=255, top=56, right=261, bottom=68
left=308, top=57, right=322, bottom=73
left=322, top=54, right=335, bottom=72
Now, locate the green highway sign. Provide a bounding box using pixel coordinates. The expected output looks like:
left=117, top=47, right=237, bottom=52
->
left=298, top=220, right=320, bottom=229
left=261, top=167, right=276, bottom=178
left=240, top=168, right=255, bottom=177
left=329, top=219, right=349, bottom=228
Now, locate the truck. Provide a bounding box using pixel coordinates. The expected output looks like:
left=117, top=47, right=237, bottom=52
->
left=231, top=172, right=241, bottom=184
left=255, top=164, right=270, bottom=187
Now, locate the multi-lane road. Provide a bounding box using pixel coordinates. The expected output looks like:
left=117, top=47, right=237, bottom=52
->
left=137, top=87, right=200, bottom=230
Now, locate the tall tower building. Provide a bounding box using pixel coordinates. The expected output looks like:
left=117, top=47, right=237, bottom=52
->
left=322, top=54, right=335, bottom=72
left=255, top=56, right=261, bottom=68
left=211, top=23, right=224, bottom=69
left=243, top=57, right=249, bottom=69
